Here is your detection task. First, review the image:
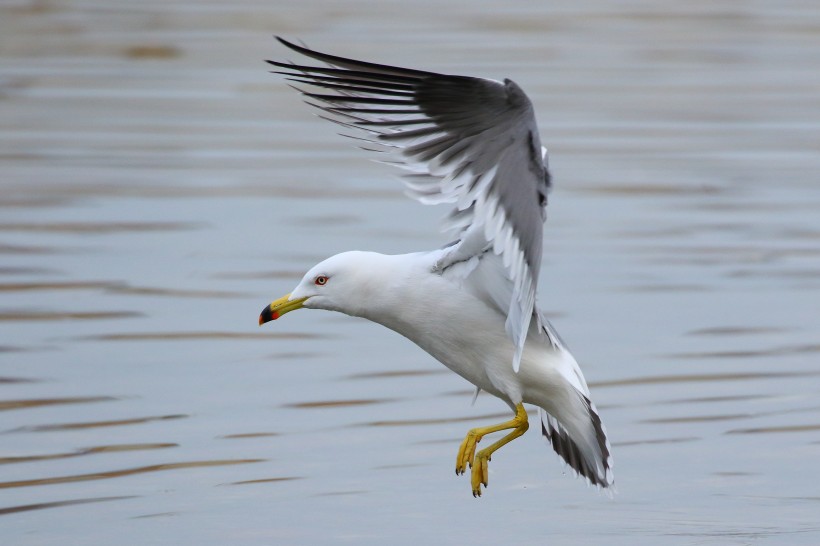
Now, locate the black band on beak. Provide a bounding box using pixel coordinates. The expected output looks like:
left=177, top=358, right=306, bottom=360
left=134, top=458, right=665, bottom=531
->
left=259, top=305, right=275, bottom=325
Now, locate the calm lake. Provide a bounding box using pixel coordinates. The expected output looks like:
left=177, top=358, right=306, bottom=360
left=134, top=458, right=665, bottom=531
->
left=2, top=1, right=820, bottom=544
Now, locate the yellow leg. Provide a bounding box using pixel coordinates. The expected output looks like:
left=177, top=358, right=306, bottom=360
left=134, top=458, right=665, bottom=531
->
left=454, top=403, right=529, bottom=497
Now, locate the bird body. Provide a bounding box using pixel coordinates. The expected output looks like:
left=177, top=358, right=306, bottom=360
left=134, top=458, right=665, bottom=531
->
left=301, top=250, right=572, bottom=411
left=259, top=38, right=613, bottom=496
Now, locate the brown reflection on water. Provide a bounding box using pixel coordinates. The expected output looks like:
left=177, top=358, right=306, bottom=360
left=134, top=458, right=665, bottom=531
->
left=360, top=411, right=515, bottom=428
left=0, top=266, right=59, bottom=276
left=0, top=396, right=115, bottom=411
left=668, top=344, right=820, bottom=359
left=0, top=281, right=123, bottom=293
left=637, top=245, right=820, bottom=266
left=0, top=243, right=60, bottom=255
left=0, top=443, right=177, bottom=465
left=577, top=183, right=725, bottom=196
left=106, top=285, right=244, bottom=298
left=613, top=437, right=700, bottom=448
left=0, top=376, right=40, bottom=384
left=687, top=326, right=789, bottom=337
left=0, top=496, right=138, bottom=517
left=373, top=463, right=428, bottom=470
left=440, top=389, right=477, bottom=398
left=312, top=490, right=369, bottom=497
left=284, top=398, right=394, bottom=409
left=0, top=196, right=71, bottom=209
left=82, top=331, right=325, bottom=342
left=226, top=477, right=302, bottom=486
left=619, top=283, right=710, bottom=293
left=130, top=512, right=178, bottom=520
left=12, top=414, right=187, bottom=433
left=212, top=269, right=306, bottom=280
left=727, top=424, right=820, bottom=435
left=666, top=394, right=773, bottom=405
left=590, top=370, right=820, bottom=389
left=0, top=310, right=143, bottom=322
left=344, top=368, right=449, bottom=380
left=0, top=346, right=36, bottom=354
left=0, top=221, right=203, bottom=234
left=219, top=432, right=279, bottom=439
left=642, top=401, right=820, bottom=427
left=2, top=184, right=403, bottom=202
left=728, top=268, right=820, bottom=282
left=123, top=45, right=181, bottom=60
left=265, top=351, right=325, bottom=360
left=0, top=281, right=242, bottom=300
left=293, top=214, right=362, bottom=227
left=641, top=413, right=753, bottom=424
left=412, top=437, right=465, bottom=446
left=0, top=459, right=264, bottom=489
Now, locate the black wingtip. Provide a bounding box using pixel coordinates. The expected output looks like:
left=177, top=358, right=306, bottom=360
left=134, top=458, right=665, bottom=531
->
left=275, top=36, right=314, bottom=57
left=270, top=36, right=437, bottom=79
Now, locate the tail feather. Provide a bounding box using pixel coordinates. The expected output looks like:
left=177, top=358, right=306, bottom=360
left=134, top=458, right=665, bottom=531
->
left=539, top=395, right=614, bottom=488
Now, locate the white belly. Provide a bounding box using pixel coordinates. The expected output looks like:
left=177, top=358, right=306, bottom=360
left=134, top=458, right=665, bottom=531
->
left=350, top=255, right=586, bottom=413
left=362, top=272, right=529, bottom=405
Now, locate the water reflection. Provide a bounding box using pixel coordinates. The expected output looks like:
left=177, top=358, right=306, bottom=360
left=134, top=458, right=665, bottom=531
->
left=0, top=496, right=138, bottom=517
left=80, top=331, right=321, bottom=342
left=0, top=443, right=177, bottom=465
left=219, top=433, right=278, bottom=439
left=11, top=414, right=188, bottom=433
left=359, top=412, right=515, bottom=428
left=0, top=221, right=202, bottom=234
left=590, top=370, right=820, bottom=388
left=0, top=459, right=264, bottom=490
left=283, top=399, right=395, bottom=409
left=0, top=310, right=143, bottom=321
left=226, top=477, right=302, bottom=486
left=0, top=396, right=115, bottom=411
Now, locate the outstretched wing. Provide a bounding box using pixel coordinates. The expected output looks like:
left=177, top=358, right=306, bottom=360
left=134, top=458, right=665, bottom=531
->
left=269, top=37, right=551, bottom=372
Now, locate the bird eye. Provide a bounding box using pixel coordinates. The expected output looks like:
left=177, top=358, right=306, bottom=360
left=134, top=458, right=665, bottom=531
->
left=314, top=275, right=328, bottom=286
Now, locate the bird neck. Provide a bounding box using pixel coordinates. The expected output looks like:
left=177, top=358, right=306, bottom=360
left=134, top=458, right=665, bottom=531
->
left=350, top=252, right=435, bottom=333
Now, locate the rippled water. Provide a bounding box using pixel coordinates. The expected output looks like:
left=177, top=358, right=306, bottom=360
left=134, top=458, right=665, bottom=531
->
left=2, top=1, right=820, bottom=544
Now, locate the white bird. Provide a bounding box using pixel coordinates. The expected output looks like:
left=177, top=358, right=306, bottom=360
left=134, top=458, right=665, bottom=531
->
left=259, top=38, right=613, bottom=496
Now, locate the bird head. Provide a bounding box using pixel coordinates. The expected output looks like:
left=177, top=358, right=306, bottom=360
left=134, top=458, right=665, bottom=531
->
left=258, top=251, right=379, bottom=325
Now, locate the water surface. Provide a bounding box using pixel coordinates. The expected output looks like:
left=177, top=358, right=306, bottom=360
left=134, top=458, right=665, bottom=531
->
left=2, top=1, right=820, bottom=544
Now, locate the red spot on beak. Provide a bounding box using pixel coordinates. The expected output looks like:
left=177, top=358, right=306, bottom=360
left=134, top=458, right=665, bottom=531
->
left=259, top=305, right=278, bottom=326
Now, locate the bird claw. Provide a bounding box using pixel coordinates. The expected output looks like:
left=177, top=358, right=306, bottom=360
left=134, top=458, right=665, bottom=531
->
left=455, top=404, right=528, bottom=497
left=471, top=450, right=491, bottom=496
left=455, top=430, right=479, bottom=475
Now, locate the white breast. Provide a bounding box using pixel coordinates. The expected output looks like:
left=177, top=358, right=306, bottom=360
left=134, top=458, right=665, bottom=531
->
left=358, top=258, right=521, bottom=403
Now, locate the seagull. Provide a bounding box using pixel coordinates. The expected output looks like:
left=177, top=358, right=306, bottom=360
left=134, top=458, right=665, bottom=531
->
left=259, top=37, right=613, bottom=496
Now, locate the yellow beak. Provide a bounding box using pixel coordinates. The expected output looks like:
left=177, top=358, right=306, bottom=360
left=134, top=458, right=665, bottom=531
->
left=259, top=294, right=308, bottom=325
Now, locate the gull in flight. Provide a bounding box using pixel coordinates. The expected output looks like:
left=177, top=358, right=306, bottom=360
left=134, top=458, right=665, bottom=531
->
left=259, top=38, right=613, bottom=496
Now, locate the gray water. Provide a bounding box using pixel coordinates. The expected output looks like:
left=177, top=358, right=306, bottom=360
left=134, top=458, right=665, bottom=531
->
left=2, top=1, right=820, bottom=544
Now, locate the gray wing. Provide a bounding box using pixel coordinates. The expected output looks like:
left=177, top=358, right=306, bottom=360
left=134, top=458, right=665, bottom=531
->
left=269, top=37, right=551, bottom=372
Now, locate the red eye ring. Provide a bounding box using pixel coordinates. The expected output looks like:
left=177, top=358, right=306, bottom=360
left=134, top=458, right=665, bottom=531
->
left=315, top=275, right=328, bottom=286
